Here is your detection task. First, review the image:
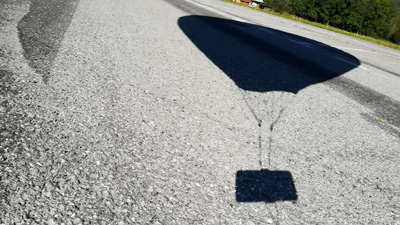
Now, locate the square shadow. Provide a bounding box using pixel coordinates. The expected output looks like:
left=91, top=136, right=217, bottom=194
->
left=236, top=170, right=297, bottom=203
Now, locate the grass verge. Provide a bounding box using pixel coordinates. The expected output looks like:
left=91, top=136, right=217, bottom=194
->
left=222, top=0, right=400, bottom=51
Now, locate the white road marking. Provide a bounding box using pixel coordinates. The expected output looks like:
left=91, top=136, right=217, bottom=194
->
left=353, top=39, right=365, bottom=45
left=335, top=47, right=371, bottom=53
left=257, top=27, right=275, bottom=34
left=290, top=39, right=314, bottom=48
left=335, top=46, right=400, bottom=59
left=186, top=0, right=397, bottom=73
left=185, top=0, right=249, bottom=23
left=269, top=25, right=314, bottom=35
left=335, top=56, right=370, bottom=71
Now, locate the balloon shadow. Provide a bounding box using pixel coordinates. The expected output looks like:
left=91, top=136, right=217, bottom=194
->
left=178, top=15, right=360, bottom=93
left=179, top=15, right=361, bottom=203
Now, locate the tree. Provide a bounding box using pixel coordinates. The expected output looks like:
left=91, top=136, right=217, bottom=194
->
left=260, top=0, right=400, bottom=44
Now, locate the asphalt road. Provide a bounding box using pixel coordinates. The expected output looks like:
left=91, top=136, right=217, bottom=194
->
left=1, top=0, right=399, bottom=224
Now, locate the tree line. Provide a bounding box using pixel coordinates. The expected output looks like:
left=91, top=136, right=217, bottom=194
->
left=260, top=0, right=400, bottom=45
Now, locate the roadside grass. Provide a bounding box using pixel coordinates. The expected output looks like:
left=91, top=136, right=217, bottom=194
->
left=222, top=0, right=400, bottom=51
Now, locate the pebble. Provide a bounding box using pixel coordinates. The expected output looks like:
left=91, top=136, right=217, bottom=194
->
left=47, top=218, right=56, bottom=225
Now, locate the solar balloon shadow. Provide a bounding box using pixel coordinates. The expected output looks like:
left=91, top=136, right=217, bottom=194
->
left=179, top=16, right=361, bottom=203
left=178, top=15, right=360, bottom=93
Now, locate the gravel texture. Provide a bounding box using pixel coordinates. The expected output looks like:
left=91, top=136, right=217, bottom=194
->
left=1, top=0, right=400, bottom=224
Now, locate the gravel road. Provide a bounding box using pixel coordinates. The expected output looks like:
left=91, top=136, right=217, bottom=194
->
left=1, top=0, right=399, bottom=224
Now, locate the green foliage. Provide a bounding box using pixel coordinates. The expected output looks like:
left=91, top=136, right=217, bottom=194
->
left=389, top=16, right=400, bottom=42
left=260, top=0, right=291, bottom=12
left=262, top=0, right=400, bottom=44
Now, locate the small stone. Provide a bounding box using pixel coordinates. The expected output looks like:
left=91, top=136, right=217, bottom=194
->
left=72, top=218, right=81, bottom=224
left=27, top=211, right=37, bottom=219
left=43, top=191, right=52, bottom=198
left=246, top=221, right=256, bottom=225
left=21, top=193, right=29, bottom=200
left=90, top=173, right=98, bottom=180
left=47, top=218, right=56, bottom=225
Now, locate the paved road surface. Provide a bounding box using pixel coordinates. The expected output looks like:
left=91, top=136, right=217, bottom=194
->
left=1, top=0, right=399, bottom=224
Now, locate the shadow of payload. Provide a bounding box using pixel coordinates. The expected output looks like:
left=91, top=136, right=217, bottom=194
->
left=236, top=170, right=297, bottom=203
left=178, top=16, right=360, bottom=93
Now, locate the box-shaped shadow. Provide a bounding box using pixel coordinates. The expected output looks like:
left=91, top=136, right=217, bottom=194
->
left=236, top=170, right=297, bottom=203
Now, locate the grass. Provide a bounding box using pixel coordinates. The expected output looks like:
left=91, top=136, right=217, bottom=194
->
left=222, top=0, right=400, bottom=51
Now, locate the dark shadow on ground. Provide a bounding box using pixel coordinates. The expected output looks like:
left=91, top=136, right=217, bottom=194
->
left=17, top=0, right=80, bottom=83
left=236, top=170, right=297, bottom=202
left=179, top=16, right=361, bottom=203
left=178, top=15, right=360, bottom=93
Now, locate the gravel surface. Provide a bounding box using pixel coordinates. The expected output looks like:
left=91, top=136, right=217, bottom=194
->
left=1, top=0, right=400, bottom=224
